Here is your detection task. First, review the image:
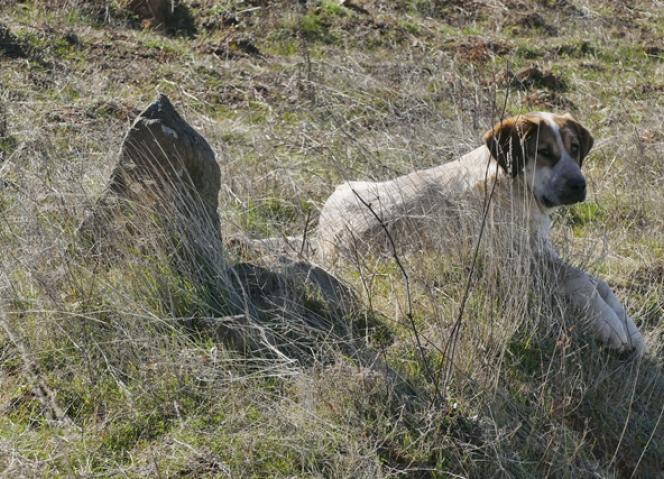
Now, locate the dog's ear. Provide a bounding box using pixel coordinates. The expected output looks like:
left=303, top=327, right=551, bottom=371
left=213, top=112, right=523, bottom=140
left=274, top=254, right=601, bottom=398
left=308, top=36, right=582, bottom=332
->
left=562, top=113, right=594, bottom=166
left=483, top=117, right=536, bottom=177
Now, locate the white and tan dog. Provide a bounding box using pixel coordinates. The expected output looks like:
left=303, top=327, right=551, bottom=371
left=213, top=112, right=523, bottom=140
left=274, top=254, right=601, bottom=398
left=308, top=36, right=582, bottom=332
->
left=317, top=112, right=646, bottom=356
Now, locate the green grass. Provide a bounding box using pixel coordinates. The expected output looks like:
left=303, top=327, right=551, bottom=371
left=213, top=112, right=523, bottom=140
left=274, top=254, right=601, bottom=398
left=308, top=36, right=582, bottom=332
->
left=0, top=0, right=662, bottom=477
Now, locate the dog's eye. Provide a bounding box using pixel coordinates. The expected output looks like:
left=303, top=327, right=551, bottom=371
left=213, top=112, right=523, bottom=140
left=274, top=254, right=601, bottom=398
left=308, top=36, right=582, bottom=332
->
left=570, top=143, right=580, bottom=156
left=538, top=148, right=553, bottom=157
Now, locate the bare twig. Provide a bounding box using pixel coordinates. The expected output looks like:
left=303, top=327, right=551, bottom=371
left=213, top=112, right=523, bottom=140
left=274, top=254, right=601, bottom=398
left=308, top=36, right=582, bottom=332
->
left=438, top=71, right=511, bottom=396
left=296, top=1, right=315, bottom=104
left=348, top=186, right=444, bottom=406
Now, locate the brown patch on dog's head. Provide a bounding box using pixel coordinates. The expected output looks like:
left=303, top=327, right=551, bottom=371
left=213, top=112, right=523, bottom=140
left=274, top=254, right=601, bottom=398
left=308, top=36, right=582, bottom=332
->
left=555, top=113, right=594, bottom=166
left=484, top=112, right=594, bottom=176
left=483, top=114, right=540, bottom=177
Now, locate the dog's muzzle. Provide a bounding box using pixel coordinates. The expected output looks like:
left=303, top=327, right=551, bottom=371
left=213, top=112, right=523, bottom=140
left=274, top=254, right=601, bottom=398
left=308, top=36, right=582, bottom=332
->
left=558, top=176, right=587, bottom=205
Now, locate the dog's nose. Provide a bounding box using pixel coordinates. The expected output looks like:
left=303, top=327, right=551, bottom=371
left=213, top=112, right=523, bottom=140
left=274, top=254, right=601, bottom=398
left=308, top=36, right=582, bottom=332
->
left=559, top=176, right=587, bottom=204
left=568, top=177, right=586, bottom=193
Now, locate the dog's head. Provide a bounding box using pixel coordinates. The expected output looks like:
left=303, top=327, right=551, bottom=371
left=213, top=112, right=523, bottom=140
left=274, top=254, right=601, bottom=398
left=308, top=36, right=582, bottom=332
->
left=483, top=112, right=594, bottom=209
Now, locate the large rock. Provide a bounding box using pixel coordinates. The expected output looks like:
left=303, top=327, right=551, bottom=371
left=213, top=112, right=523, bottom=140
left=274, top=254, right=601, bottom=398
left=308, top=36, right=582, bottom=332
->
left=228, top=258, right=358, bottom=319
left=0, top=23, right=28, bottom=59
left=122, top=0, right=174, bottom=27
left=78, top=95, right=361, bottom=354
left=79, top=94, right=223, bottom=271
left=112, top=94, right=220, bottom=230
left=222, top=258, right=400, bottom=369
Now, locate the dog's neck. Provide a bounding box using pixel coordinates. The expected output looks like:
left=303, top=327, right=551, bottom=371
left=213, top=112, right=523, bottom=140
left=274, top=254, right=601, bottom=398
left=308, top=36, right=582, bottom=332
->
left=467, top=147, right=556, bottom=253
left=416, top=144, right=558, bottom=253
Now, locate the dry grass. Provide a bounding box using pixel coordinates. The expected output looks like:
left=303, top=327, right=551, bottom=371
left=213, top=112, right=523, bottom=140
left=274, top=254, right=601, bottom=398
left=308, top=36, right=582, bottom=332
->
left=1, top=0, right=663, bottom=477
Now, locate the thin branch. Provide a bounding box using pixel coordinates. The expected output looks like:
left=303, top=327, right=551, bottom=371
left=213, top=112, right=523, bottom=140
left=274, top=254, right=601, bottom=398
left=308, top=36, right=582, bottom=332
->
left=437, top=72, right=511, bottom=396
left=348, top=186, right=444, bottom=406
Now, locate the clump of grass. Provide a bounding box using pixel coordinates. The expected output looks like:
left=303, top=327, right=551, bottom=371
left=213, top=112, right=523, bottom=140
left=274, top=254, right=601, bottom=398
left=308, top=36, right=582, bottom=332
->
left=1, top=0, right=663, bottom=477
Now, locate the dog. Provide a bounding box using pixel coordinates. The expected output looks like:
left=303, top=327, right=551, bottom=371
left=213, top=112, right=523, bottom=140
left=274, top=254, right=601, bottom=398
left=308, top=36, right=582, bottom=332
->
left=316, top=112, right=646, bottom=357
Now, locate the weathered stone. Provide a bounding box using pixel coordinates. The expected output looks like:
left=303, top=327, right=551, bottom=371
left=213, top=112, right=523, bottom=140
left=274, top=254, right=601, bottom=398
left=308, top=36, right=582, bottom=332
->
left=122, top=0, right=174, bottom=27
left=0, top=23, right=27, bottom=59
left=79, top=94, right=223, bottom=268
left=228, top=258, right=358, bottom=318
left=218, top=258, right=364, bottom=360
left=502, top=65, right=567, bottom=92
left=222, top=261, right=329, bottom=358
left=111, top=94, right=219, bottom=230
left=278, top=258, right=358, bottom=316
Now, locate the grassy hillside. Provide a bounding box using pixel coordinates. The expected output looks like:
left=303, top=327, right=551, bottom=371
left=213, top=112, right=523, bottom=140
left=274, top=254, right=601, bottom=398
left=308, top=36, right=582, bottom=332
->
left=1, top=0, right=663, bottom=477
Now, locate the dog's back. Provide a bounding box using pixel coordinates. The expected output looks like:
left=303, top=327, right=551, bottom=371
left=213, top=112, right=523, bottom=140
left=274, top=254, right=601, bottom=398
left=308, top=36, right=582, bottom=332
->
left=317, top=145, right=501, bottom=262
